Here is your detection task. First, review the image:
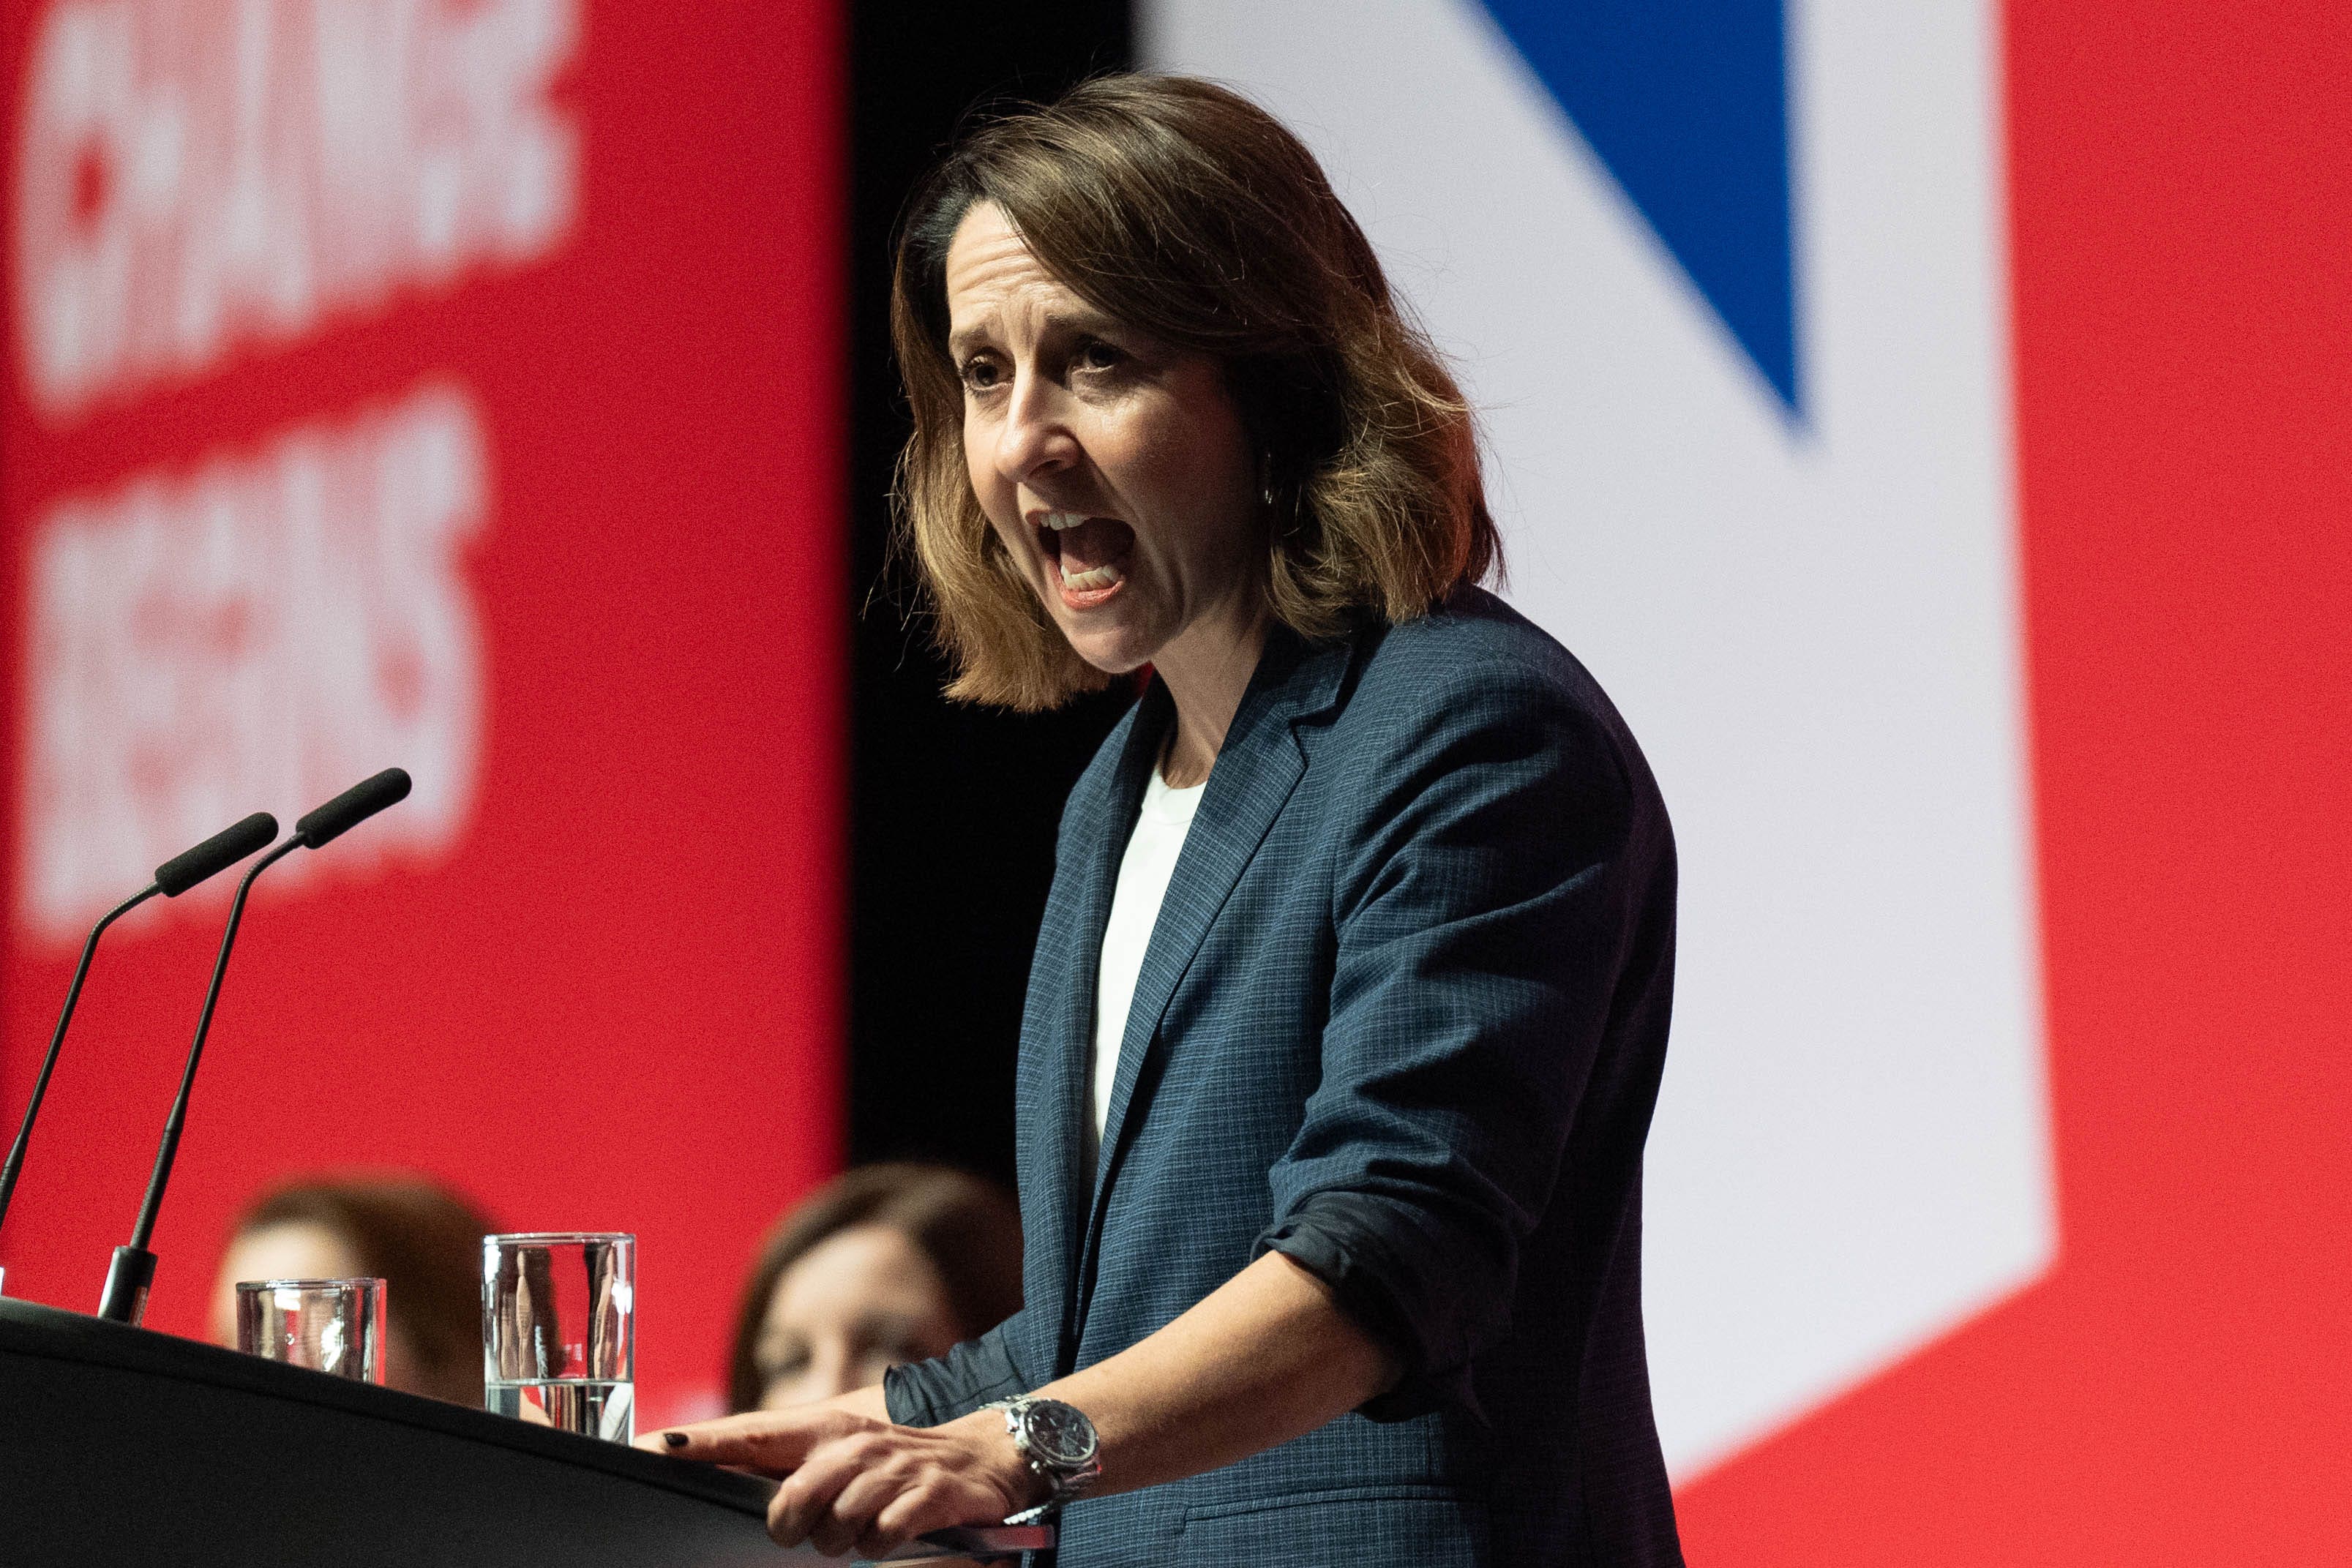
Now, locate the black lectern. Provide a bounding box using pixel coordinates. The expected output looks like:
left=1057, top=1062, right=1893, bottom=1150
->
left=0, top=1297, right=1048, bottom=1566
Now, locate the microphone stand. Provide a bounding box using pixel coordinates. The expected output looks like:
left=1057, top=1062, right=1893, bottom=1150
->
left=0, top=809, right=277, bottom=1298
left=97, top=839, right=302, bottom=1325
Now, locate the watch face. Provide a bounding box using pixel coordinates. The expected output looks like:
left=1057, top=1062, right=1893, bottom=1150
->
left=1022, top=1399, right=1098, bottom=1467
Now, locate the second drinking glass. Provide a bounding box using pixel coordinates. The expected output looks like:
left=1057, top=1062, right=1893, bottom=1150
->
left=482, top=1231, right=634, bottom=1442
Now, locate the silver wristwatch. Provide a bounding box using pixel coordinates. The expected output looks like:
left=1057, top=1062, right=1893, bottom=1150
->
left=985, top=1395, right=1103, bottom=1523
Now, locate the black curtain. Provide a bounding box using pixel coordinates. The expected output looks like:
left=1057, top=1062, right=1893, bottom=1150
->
left=847, top=4, right=1135, bottom=1187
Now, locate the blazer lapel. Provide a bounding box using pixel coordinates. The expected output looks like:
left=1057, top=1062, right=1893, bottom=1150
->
left=1026, top=689, right=1169, bottom=1365
left=1087, top=630, right=1350, bottom=1210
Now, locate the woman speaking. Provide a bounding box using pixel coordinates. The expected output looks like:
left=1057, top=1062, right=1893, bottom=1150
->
left=652, top=75, right=1683, bottom=1567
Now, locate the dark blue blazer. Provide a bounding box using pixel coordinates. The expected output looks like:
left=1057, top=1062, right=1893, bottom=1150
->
left=889, top=588, right=1683, bottom=1566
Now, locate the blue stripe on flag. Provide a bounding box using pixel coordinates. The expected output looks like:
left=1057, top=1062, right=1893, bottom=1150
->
left=1480, top=0, right=1799, bottom=411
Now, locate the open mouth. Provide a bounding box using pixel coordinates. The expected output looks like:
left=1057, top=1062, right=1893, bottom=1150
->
left=1035, top=511, right=1136, bottom=607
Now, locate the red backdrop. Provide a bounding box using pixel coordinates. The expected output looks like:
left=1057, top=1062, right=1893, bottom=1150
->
left=0, top=0, right=843, bottom=1426
left=1679, top=1, right=2352, bottom=1558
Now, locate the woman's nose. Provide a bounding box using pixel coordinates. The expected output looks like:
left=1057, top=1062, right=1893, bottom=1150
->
left=994, top=372, right=1078, bottom=487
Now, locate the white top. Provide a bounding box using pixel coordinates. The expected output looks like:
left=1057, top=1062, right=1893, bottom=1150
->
left=1090, top=764, right=1207, bottom=1151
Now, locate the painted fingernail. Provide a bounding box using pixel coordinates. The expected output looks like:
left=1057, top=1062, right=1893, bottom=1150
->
left=663, top=1430, right=689, bottom=1449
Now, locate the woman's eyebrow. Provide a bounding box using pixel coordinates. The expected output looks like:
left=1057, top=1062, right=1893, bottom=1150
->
left=847, top=1310, right=928, bottom=1343
left=1049, top=299, right=1123, bottom=334
left=950, top=301, right=1131, bottom=361
left=1039, top=299, right=1157, bottom=352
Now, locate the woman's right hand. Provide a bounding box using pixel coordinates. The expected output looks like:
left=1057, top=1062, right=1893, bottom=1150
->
left=638, top=1396, right=1035, bottom=1558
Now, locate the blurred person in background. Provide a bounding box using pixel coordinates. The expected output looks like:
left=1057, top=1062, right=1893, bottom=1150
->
left=209, top=1173, right=495, bottom=1408
left=729, top=1163, right=1023, bottom=1415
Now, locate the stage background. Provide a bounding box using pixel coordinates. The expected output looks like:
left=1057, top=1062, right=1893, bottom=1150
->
left=1149, top=0, right=2352, bottom=1561
left=0, top=0, right=844, bottom=1428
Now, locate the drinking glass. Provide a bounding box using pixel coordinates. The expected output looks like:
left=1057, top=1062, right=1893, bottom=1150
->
left=482, top=1231, right=634, bottom=1442
left=235, top=1277, right=385, bottom=1383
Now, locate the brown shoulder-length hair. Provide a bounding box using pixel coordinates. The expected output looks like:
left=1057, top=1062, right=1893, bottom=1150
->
left=726, top=1163, right=1023, bottom=1414
left=891, top=73, right=1502, bottom=710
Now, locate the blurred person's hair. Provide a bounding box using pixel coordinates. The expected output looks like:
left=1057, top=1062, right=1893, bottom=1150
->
left=229, top=1173, right=493, bottom=1406
left=727, top=1163, right=1022, bottom=1414
left=891, top=72, right=1503, bottom=711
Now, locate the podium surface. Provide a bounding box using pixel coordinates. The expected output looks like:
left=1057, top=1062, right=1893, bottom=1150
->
left=0, top=1295, right=1035, bottom=1566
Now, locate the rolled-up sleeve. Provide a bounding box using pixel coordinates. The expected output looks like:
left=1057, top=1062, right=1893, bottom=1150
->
left=1255, top=668, right=1637, bottom=1419
left=883, top=1304, right=1040, bottom=1428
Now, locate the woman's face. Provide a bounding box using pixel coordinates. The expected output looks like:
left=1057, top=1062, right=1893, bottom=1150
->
left=945, top=201, right=1265, bottom=680
left=753, top=1224, right=966, bottom=1411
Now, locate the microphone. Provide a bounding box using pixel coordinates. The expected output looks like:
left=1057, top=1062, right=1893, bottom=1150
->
left=154, top=814, right=282, bottom=896
left=97, top=769, right=411, bottom=1325
left=296, top=766, right=414, bottom=848
left=0, top=813, right=277, bottom=1293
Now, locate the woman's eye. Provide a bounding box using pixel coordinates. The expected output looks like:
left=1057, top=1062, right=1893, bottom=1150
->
left=959, top=358, right=1001, bottom=391
left=1076, top=339, right=1126, bottom=372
